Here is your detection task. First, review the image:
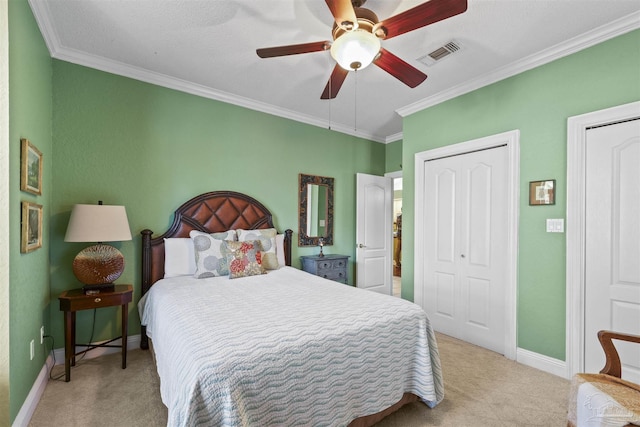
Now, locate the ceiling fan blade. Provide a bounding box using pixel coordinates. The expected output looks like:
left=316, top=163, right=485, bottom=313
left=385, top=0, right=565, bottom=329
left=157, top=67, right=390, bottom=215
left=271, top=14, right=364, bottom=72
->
left=325, top=0, right=358, bottom=30
left=321, top=64, right=349, bottom=99
left=257, top=41, right=330, bottom=58
left=376, top=0, right=467, bottom=40
left=373, top=48, right=427, bottom=88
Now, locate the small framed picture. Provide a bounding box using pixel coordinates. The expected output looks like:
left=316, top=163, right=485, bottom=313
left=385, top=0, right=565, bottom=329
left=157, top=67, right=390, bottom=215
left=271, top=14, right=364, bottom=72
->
left=21, top=201, right=43, bottom=253
left=529, top=179, right=555, bottom=206
left=20, top=138, right=43, bottom=195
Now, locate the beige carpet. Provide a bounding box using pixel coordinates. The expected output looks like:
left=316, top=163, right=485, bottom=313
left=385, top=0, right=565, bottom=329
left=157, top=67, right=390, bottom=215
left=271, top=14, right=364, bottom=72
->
left=30, top=333, right=570, bottom=426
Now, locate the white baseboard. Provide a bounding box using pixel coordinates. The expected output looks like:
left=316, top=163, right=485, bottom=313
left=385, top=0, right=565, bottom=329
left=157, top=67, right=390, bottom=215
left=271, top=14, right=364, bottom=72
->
left=12, top=354, right=51, bottom=427
left=13, top=334, right=142, bottom=427
left=516, top=346, right=568, bottom=379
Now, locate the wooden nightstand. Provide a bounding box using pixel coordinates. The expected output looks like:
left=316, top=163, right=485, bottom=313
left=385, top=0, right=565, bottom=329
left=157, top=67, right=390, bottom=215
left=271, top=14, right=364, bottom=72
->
left=58, top=284, right=133, bottom=382
left=300, top=254, right=350, bottom=284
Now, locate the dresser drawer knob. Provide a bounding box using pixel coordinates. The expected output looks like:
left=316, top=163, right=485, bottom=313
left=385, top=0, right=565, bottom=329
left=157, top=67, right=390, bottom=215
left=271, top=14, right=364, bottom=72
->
left=94, top=298, right=101, bottom=303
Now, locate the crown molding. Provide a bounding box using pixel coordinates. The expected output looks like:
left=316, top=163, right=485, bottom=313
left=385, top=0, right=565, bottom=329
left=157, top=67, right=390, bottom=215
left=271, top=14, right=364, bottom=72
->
left=397, top=11, right=640, bottom=118
left=385, top=132, right=403, bottom=143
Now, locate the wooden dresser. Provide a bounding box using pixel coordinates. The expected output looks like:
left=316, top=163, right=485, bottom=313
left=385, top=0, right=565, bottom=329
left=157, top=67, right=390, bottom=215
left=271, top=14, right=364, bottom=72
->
left=300, top=254, right=349, bottom=284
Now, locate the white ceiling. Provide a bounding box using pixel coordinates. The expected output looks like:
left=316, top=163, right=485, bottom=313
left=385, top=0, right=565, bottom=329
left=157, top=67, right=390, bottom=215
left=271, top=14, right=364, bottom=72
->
left=29, top=0, right=640, bottom=143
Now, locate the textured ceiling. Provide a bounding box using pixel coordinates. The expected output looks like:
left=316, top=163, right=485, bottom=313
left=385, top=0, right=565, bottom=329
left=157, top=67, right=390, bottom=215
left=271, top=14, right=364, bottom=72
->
left=29, top=0, right=640, bottom=143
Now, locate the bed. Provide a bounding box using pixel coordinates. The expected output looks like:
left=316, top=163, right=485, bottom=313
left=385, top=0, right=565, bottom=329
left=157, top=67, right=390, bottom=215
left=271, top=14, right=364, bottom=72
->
left=138, top=190, right=444, bottom=426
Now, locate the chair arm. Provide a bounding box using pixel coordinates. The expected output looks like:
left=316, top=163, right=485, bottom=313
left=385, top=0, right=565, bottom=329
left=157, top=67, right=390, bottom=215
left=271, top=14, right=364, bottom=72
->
left=598, top=330, right=640, bottom=378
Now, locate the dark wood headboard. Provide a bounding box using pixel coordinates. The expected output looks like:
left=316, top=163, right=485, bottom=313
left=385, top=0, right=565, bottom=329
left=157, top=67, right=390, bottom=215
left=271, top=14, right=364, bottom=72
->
left=140, top=191, right=292, bottom=348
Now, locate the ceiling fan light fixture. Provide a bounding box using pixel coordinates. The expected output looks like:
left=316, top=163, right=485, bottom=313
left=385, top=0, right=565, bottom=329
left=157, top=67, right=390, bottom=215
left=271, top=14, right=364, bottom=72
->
left=330, top=29, right=381, bottom=71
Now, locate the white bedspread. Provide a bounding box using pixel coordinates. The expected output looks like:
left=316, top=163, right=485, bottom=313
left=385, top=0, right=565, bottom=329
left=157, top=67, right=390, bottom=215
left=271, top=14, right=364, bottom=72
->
left=139, top=267, right=444, bottom=426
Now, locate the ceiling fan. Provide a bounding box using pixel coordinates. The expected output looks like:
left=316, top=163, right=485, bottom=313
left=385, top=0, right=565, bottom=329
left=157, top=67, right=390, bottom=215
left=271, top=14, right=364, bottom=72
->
left=256, top=0, right=468, bottom=99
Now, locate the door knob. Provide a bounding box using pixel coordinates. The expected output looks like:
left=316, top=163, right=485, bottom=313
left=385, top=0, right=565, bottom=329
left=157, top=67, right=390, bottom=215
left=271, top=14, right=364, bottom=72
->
left=461, top=254, right=466, bottom=258
left=358, top=243, right=366, bottom=248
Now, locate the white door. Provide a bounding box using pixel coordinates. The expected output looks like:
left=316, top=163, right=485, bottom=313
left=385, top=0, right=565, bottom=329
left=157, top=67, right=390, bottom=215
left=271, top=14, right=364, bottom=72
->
left=356, top=173, right=393, bottom=294
left=584, top=119, right=640, bottom=383
left=422, top=146, right=508, bottom=354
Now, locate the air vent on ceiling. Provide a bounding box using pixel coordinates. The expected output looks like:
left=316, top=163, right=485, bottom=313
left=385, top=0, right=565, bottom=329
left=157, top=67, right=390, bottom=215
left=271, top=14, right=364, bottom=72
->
left=417, top=41, right=462, bottom=67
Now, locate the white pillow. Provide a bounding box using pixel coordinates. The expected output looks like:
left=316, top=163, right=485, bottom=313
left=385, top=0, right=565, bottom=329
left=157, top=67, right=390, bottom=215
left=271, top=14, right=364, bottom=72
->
left=276, top=234, right=286, bottom=267
left=164, top=238, right=196, bottom=278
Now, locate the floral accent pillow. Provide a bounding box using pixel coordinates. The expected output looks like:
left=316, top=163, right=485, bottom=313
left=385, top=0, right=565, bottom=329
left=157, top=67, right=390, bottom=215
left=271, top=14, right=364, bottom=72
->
left=236, top=228, right=279, bottom=270
left=224, top=240, right=266, bottom=279
left=190, top=230, right=236, bottom=278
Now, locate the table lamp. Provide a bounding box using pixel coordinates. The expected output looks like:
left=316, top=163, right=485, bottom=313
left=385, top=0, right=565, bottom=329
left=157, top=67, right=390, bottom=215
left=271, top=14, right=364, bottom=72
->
left=64, top=201, right=132, bottom=293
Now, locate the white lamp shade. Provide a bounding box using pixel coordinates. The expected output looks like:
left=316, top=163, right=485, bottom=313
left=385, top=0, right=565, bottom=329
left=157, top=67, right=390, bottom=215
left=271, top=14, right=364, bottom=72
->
left=65, top=204, right=132, bottom=242
left=330, top=30, right=381, bottom=71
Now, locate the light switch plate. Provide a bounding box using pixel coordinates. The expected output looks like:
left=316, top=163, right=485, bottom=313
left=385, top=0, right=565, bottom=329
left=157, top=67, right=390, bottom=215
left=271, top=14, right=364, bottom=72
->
left=546, top=219, right=564, bottom=233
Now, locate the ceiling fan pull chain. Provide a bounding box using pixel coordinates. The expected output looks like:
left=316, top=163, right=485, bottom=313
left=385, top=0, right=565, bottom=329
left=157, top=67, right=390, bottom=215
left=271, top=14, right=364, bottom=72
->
left=329, top=58, right=332, bottom=130
left=354, top=69, right=358, bottom=132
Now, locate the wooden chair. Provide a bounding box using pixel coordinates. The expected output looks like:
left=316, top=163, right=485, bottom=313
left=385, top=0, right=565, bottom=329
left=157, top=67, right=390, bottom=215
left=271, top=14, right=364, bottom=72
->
left=567, top=330, right=640, bottom=427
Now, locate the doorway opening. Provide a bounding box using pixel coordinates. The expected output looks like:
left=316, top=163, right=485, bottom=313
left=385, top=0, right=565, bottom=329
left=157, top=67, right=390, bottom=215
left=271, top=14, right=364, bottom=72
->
left=392, top=177, right=402, bottom=297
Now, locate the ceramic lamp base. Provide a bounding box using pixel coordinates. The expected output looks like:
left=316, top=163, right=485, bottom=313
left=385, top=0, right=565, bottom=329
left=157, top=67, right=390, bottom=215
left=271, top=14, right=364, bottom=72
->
left=72, top=243, right=124, bottom=286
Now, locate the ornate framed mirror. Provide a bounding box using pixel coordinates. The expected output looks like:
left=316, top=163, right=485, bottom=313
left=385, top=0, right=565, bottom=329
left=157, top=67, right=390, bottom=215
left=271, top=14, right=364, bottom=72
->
left=298, top=173, right=334, bottom=246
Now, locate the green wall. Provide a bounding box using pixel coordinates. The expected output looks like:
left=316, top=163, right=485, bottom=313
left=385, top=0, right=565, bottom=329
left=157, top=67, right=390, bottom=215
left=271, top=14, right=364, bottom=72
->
left=401, top=29, right=640, bottom=360
left=8, top=0, right=53, bottom=421
left=1, top=2, right=9, bottom=424
left=385, top=139, right=403, bottom=173
left=49, top=60, right=386, bottom=348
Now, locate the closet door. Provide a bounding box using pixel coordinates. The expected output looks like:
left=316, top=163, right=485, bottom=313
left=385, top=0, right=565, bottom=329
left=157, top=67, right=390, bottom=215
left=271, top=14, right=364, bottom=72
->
left=422, top=146, right=508, bottom=353
left=584, top=119, right=640, bottom=383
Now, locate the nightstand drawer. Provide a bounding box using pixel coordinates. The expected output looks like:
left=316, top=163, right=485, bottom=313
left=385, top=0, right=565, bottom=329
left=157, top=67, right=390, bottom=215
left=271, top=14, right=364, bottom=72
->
left=316, top=259, right=348, bottom=270
left=63, top=293, right=128, bottom=311
left=317, top=269, right=347, bottom=282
